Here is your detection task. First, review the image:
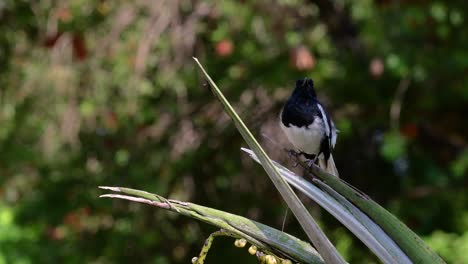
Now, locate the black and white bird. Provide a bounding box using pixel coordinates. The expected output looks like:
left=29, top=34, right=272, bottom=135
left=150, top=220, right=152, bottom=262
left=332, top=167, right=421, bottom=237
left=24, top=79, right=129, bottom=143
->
left=280, top=78, right=339, bottom=176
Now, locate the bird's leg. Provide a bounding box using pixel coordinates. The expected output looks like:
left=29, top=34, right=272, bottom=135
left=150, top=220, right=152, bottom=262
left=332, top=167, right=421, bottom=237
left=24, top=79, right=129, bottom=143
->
left=286, top=149, right=300, bottom=158
left=285, top=149, right=300, bottom=167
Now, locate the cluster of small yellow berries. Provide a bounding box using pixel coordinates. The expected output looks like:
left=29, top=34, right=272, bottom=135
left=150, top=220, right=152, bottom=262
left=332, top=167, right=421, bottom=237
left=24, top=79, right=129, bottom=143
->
left=233, top=238, right=294, bottom=264
left=191, top=237, right=295, bottom=264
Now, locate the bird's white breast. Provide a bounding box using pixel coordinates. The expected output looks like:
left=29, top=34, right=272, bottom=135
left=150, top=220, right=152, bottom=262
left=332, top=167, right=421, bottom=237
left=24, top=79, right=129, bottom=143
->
left=280, top=118, right=325, bottom=155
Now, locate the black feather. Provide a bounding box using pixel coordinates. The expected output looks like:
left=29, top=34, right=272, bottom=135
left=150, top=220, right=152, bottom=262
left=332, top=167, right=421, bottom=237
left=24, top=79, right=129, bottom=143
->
left=281, top=78, right=321, bottom=128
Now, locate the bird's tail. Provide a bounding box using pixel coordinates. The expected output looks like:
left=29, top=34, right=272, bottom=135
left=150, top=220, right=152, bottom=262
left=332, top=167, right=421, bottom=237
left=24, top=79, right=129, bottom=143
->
left=318, top=154, right=339, bottom=177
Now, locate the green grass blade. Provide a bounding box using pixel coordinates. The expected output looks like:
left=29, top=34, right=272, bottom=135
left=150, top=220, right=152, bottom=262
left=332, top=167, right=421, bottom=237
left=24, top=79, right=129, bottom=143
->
left=193, top=57, right=346, bottom=264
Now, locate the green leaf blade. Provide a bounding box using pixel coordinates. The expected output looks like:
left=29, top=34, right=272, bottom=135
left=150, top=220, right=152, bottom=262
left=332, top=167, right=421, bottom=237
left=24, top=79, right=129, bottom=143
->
left=242, top=147, right=412, bottom=264
left=99, top=186, right=324, bottom=264
left=307, top=164, right=445, bottom=263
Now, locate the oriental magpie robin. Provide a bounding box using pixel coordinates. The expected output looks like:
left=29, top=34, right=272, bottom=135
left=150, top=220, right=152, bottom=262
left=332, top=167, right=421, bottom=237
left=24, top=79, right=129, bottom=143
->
left=280, top=78, right=339, bottom=176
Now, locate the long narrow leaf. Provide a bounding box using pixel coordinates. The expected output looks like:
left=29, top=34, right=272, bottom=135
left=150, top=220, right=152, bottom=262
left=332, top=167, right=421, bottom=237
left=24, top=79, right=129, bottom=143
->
left=99, top=186, right=324, bottom=264
left=311, top=179, right=411, bottom=264
left=305, top=158, right=445, bottom=263
left=242, top=148, right=411, bottom=264
left=193, top=57, right=345, bottom=264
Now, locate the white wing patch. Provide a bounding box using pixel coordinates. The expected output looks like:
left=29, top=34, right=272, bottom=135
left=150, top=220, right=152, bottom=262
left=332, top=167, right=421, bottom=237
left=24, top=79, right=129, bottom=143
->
left=330, top=120, right=337, bottom=148
left=317, top=103, right=338, bottom=149
left=316, top=103, right=330, bottom=137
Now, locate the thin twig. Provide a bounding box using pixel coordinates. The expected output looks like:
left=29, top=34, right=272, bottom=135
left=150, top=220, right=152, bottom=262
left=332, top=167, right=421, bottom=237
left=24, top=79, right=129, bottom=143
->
left=390, top=78, right=411, bottom=130
left=281, top=207, right=289, bottom=232
left=194, top=230, right=237, bottom=264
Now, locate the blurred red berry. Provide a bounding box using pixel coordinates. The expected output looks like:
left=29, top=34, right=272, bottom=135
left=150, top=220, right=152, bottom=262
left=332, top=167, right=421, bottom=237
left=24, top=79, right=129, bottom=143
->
left=289, top=46, right=315, bottom=71
left=215, top=40, right=234, bottom=57
left=369, top=57, right=384, bottom=79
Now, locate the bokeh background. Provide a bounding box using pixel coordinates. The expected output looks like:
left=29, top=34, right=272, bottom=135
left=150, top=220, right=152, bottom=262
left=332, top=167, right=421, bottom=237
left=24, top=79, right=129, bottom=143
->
left=1, top=0, right=467, bottom=263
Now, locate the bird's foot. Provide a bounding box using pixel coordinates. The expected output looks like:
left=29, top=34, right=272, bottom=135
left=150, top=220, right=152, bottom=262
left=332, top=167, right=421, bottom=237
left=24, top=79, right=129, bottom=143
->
left=307, top=156, right=319, bottom=168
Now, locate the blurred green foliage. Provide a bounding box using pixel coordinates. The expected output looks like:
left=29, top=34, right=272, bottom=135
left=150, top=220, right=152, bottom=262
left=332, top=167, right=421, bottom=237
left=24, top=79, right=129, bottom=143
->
left=0, top=0, right=466, bottom=263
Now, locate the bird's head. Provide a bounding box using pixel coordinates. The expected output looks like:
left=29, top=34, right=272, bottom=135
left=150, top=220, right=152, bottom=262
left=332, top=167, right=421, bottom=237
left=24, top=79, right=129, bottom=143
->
left=291, top=77, right=317, bottom=100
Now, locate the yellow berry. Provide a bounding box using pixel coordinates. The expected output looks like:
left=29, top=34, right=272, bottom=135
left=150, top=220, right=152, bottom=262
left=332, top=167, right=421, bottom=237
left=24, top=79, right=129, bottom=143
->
left=281, top=259, right=293, bottom=264
left=248, top=245, right=257, bottom=255
left=191, top=257, right=198, bottom=264
left=234, top=238, right=247, bottom=248
left=264, top=255, right=277, bottom=264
